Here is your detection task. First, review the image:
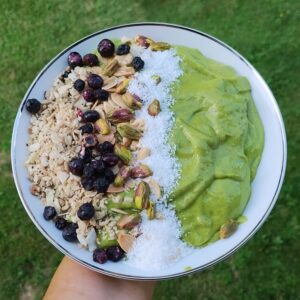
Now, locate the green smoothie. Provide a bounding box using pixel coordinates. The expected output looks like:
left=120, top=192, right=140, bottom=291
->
left=170, top=46, right=264, bottom=247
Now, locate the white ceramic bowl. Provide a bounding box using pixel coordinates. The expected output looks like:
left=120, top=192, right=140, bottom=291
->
left=11, top=23, right=287, bottom=280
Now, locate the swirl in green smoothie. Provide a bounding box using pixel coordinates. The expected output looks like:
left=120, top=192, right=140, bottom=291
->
left=170, top=46, right=264, bottom=247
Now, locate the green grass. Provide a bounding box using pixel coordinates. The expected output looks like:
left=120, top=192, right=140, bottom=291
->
left=0, top=0, right=299, bottom=299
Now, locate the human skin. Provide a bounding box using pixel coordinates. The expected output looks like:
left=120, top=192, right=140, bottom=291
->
left=44, top=257, right=156, bottom=300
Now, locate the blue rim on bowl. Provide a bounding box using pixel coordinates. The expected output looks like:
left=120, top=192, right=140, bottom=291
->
left=11, top=22, right=287, bottom=280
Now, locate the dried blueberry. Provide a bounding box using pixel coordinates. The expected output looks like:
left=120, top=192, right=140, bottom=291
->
left=68, top=52, right=83, bottom=69
left=73, top=79, right=85, bottom=92
left=90, top=159, right=105, bottom=175
left=83, top=89, right=95, bottom=102
left=116, top=44, right=130, bottom=55
left=68, top=158, right=84, bottom=176
left=106, top=246, right=124, bottom=262
left=93, top=89, right=109, bottom=101
left=62, top=222, right=78, bottom=242
left=62, top=70, right=71, bottom=78
left=93, top=248, right=108, bottom=264
left=83, top=163, right=95, bottom=178
left=82, top=110, right=100, bottom=123
left=79, top=147, right=93, bottom=163
left=104, top=168, right=115, bottom=184
left=77, top=202, right=95, bottom=220
left=80, top=123, right=94, bottom=134
left=55, top=217, right=67, bottom=230
left=83, top=53, right=99, bottom=67
left=81, top=177, right=94, bottom=191
left=94, top=177, right=110, bottom=193
left=102, top=153, right=119, bottom=167
left=26, top=98, right=41, bottom=114
left=98, top=141, right=114, bottom=154
left=83, top=134, right=98, bottom=148
left=43, top=206, right=56, bottom=220
left=87, top=74, right=103, bottom=89
left=97, top=39, right=115, bottom=57
left=132, top=56, right=144, bottom=71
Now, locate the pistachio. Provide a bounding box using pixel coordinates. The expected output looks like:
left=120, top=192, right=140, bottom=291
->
left=103, top=58, right=120, bottom=76
left=134, top=181, right=150, bottom=209
left=114, top=144, right=132, bottom=165
left=114, top=166, right=131, bottom=187
left=147, top=202, right=155, bottom=220
left=134, top=35, right=154, bottom=48
left=151, top=75, right=161, bottom=85
left=115, top=78, right=130, bottom=94
left=122, top=92, right=142, bottom=110
left=150, top=41, right=171, bottom=51
left=147, top=99, right=161, bottom=116
left=219, top=219, right=238, bottom=239
left=117, top=123, right=141, bottom=140
left=131, top=164, right=153, bottom=178
left=117, top=233, right=135, bottom=253
left=117, top=213, right=141, bottom=229
left=136, top=147, right=151, bottom=160
left=108, top=108, right=133, bottom=123
left=122, top=137, right=132, bottom=147
left=148, top=178, right=161, bottom=200
left=95, top=119, right=110, bottom=135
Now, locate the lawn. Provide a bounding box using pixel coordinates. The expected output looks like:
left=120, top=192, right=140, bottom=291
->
left=0, top=0, right=299, bottom=299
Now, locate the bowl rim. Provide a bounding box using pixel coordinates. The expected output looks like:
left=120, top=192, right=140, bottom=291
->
left=11, top=22, right=287, bottom=280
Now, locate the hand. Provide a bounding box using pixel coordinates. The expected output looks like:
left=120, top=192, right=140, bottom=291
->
left=44, top=256, right=156, bottom=300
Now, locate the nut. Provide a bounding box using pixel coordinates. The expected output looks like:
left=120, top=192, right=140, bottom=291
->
left=219, top=219, right=238, bottom=239
left=147, top=202, right=155, bottom=220
left=115, top=78, right=130, bottom=94
left=117, top=233, right=135, bottom=253
left=103, top=58, right=120, bottom=76
left=117, top=214, right=141, bottom=229
left=134, top=35, right=154, bottom=48
left=114, top=166, right=131, bottom=187
left=117, top=123, right=141, bottom=140
left=114, top=144, right=132, bottom=165
left=151, top=75, right=161, bottom=84
left=134, top=181, right=150, bottom=209
left=108, top=108, right=133, bottom=123
left=147, top=99, right=161, bottom=116
left=150, top=41, right=171, bottom=51
left=137, top=147, right=151, bottom=160
left=95, top=119, right=110, bottom=135
left=131, top=164, right=153, bottom=178
left=148, top=178, right=161, bottom=200
left=122, top=92, right=142, bottom=110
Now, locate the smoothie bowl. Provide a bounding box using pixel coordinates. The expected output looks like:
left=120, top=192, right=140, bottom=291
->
left=11, top=23, right=286, bottom=279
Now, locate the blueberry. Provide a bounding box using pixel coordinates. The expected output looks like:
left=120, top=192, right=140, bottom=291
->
left=132, top=57, right=144, bottom=71
left=90, top=159, right=105, bottom=175
left=68, top=52, right=83, bottom=69
left=80, top=123, right=94, bottom=134
left=62, top=70, right=71, bottom=78
left=68, top=158, right=84, bottom=176
left=83, top=53, right=99, bottom=67
left=83, top=163, right=96, bottom=178
left=77, top=202, right=95, bottom=220
left=26, top=98, right=41, bottom=114
left=93, top=89, right=109, bottom=101
left=83, top=89, right=95, bottom=102
left=79, top=147, right=93, bottom=163
left=73, top=79, right=85, bottom=92
left=116, top=44, right=130, bottom=55
left=81, top=177, right=94, bottom=191
left=104, top=168, right=115, bottom=183
left=43, top=206, right=56, bottom=220
left=98, top=141, right=114, bottom=154
left=82, top=110, right=100, bottom=123
left=94, top=177, right=110, bottom=193
left=62, top=222, right=78, bottom=242
left=106, top=246, right=124, bottom=262
left=55, top=217, right=67, bottom=230
left=93, top=248, right=108, bottom=264
left=102, top=153, right=119, bottom=167
left=87, top=74, right=103, bottom=89
left=83, top=134, right=98, bottom=148
left=97, top=39, right=115, bottom=57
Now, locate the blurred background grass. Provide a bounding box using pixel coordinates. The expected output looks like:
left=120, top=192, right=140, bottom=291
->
left=0, top=0, right=299, bottom=299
